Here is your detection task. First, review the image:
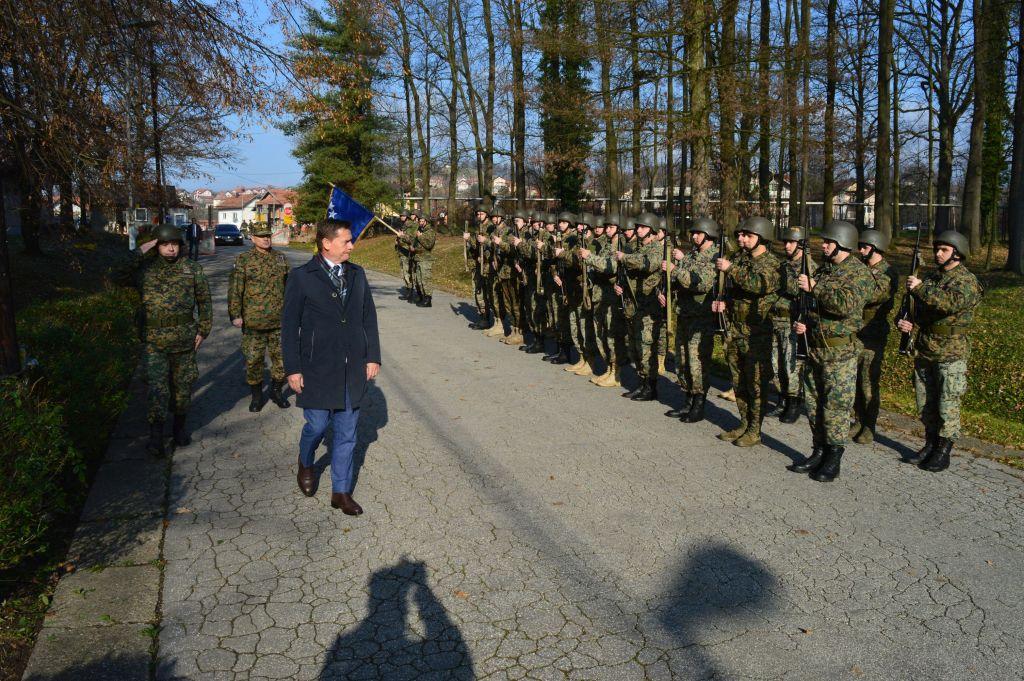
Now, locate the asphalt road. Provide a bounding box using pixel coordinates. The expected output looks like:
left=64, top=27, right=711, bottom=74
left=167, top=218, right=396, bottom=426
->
left=155, top=244, right=1024, bottom=680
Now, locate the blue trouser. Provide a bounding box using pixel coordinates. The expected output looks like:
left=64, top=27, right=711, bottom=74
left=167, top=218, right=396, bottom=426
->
left=298, top=391, right=359, bottom=493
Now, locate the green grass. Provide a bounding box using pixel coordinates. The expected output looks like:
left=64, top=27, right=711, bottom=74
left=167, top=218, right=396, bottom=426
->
left=326, top=234, right=1024, bottom=450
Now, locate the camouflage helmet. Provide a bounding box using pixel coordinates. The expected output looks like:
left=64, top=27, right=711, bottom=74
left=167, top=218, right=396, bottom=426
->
left=737, top=216, right=773, bottom=242
left=779, top=226, right=805, bottom=243
left=858, top=229, right=890, bottom=253
left=934, top=230, right=970, bottom=259
left=657, top=216, right=669, bottom=233
left=690, top=217, right=720, bottom=239
left=557, top=211, right=576, bottom=225
left=544, top=212, right=556, bottom=225
left=635, top=212, right=659, bottom=229
left=622, top=216, right=636, bottom=231
left=251, top=223, right=273, bottom=238
left=602, top=212, right=621, bottom=227
left=820, top=220, right=859, bottom=250
left=578, top=212, right=595, bottom=227
left=155, top=224, right=183, bottom=243
left=475, top=199, right=492, bottom=216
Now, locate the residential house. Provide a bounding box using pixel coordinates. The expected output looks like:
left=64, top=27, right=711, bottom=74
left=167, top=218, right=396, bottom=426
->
left=254, top=189, right=298, bottom=233
left=834, top=180, right=875, bottom=227
left=215, top=194, right=260, bottom=226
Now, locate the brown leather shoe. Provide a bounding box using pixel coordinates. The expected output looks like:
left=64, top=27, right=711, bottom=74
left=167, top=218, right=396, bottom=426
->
left=331, top=493, right=363, bottom=515
left=297, top=462, right=317, bottom=497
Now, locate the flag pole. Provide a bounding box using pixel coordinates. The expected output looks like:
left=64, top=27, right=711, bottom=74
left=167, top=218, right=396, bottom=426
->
left=372, top=214, right=401, bottom=237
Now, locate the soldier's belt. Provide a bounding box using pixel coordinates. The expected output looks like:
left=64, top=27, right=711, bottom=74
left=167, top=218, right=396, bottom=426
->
left=145, top=312, right=195, bottom=328
left=809, top=333, right=854, bottom=349
left=924, top=323, right=968, bottom=336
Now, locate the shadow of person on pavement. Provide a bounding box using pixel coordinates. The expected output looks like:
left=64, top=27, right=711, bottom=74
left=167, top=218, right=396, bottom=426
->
left=186, top=349, right=248, bottom=432
left=449, top=301, right=484, bottom=328
left=654, top=542, right=778, bottom=678
left=873, top=431, right=920, bottom=461
left=312, top=382, right=389, bottom=491
left=318, top=559, right=474, bottom=680
left=23, top=651, right=150, bottom=681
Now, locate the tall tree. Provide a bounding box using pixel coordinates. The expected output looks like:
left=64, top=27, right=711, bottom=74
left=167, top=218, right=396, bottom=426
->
left=1007, top=0, right=1024, bottom=274
left=876, top=0, right=895, bottom=237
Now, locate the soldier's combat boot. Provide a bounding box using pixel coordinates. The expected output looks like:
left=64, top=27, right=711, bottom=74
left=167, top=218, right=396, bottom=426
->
left=468, top=314, right=489, bottom=330
left=564, top=348, right=585, bottom=372
left=398, top=287, right=409, bottom=301
left=779, top=397, right=802, bottom=424
left=684, top=393, right=707, bottom=423
left=269, top=380, right=290, bottom=408
left=249, top=383, right=266, bottom=412
left=506, top=326, right=524, bottom=345
left=852, top=425, right=874, bottom=445
left=550, top=344, right=571, bottom=365
left=665, top=392, right=692, bottom=418
left=525, top=338, right=545, bottom=354
left=147, top=422, right=165, bottom=458
left=572, top=354, right=594, bottom=377
left=622, top=381, right=644, bottom=398
left=920, top=437, right=953, bottom=472
left=790, top=445, right=824, bottom=473
left=733, top=427, right=762, bottom=447
left=766, top=398, right=785, bottom=418
left=541, top=344, right=559, bottom=361
left=717, top=422, right=747, bottom=441
left=632, top=378, right=658, bottom=402
left=811, top=445, right=844, bottom=482
left=484, top=322, right=505, bottom=337
left=718, top=387, right=736, bottom=402
left=657, top=354, right=666, bottom=376
left=906, top=431, right=937, bottom=464
left=172, top=413, right=191, bottom=447
left=417, top=295, right=433, bottom=308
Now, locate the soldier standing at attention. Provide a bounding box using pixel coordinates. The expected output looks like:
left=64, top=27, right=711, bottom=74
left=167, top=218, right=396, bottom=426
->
left=616, top=212, right=664, bottom=401
left=400, top=212, right=420, bottom=302
left=789, top=221, right=874, bottom=482
left=713, top=216, right=781, bottom=447
left=464, top=205, right=492, bottom=329
left=896, top=230, right=982, bottom=473
left=556, top=214, right=593, bottom=376
left=130, top=225, right=212, bottom=456
left=395, top=212, right=411, bottom=299
left=580, top=214, right=625, bottom=387
left=851, top=229, right=899, bottom=444
left=662, top=217, right=719, bottom=423
left=412, top=215, right=437, bottom=307
left=545, top=212, right=575, bottom=364
left=768, top=227, right=815, bottom=424
left=229, top=223, right=291, bottom=412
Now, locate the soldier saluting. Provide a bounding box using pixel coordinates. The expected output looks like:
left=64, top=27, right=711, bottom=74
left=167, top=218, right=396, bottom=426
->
left=896, top=230, right=982, bottom=473
left=228, top=223, right=291, bottom=412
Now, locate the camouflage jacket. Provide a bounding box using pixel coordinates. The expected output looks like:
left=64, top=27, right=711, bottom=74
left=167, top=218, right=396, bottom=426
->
left=725, top=249, right=781, bottom=337
left=228, top=247, right=289, bottom=331
left=911, top=264, right=982, bottom=362
left=859, top=257, right=899, bottom=341
left=806, top=254, right=873, bottom=349
left=410, top=226, right=437, bottom=261
left=490, top=221, right=515, bottom=279
left=472, top=221, right=495, bottom=276
left=771, top=252, right=817, bottom=323
left=133, top=251, right=212, bottom=352
left=586, top=233, right=616, bottom=285
left=672, top=244, right=718, bottom=319
left=555, top=230, right=589, bottom=288
left=621, top=237, right=664, bottom=298
left=395, top=222, right=416, bottom=255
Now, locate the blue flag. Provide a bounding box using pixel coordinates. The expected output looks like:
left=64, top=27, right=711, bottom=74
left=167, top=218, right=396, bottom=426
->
left=326, top=186, right=374, bottom=242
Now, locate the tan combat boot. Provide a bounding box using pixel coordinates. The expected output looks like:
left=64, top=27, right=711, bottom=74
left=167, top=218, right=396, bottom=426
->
left=718, top=387, right=736, bottom=402
left=592, top=362, right=619, bottom=387
left=590, top=365, right=611, bottom=386
left=717, top=422, right=748, bottom=441
left=484, top=322, right=505, bottom=337
left=504, top=327, right=524, bottom=345
left=564, top=355, right=586, bottom=372
left=573, top=354, right=594, bottom=377
left=658, top=353, right=666, bottom=375
left=733, top=427, right=763, bottom=447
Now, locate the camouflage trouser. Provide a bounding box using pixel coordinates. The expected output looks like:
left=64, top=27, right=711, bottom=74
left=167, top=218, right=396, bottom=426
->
left=473, top=268, right=489, bottom=316
left=632, top=297, right=664, bottom=382
left=854, top=335, right=888, bottom=432
left=566, top=287, right=591, bottom=354
left=242, top=328, right=285, bottom=385
left=499, top=277, right=520, bottom=327
left=803, top=345, right=860, bottom=446
left=144, top=344, right=198, bottom=423
left=675, top=316, right=715, bottom=394
left=398, top=253, right=411, bottom=288
left=770, top=320, right=802, bottom=397
left=415, top=258, right=433, bottom=295
left=913, top=358, right=968, bottom=440
left=725, top=332, right=772, bottom=431
left=593, top=285, right=627, bottom=365
left=520, top=278, right=536, bottom=333
left=551, top=286, right=571, bottom=342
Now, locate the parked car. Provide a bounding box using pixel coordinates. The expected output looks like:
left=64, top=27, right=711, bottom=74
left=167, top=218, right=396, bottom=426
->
left=214, top=223, right=244, bottom=245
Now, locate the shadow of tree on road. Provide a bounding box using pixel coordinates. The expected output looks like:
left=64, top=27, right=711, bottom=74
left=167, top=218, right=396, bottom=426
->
left=319, top=559, right=474, bottom=680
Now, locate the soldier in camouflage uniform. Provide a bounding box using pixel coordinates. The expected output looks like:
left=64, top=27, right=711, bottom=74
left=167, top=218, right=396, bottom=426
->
left=617, top=213, right=664, bottom=401
left=228, top=223, right=290, bottom=413
left=514, top=212, right=545, bottom=353
left=580, top=215, right=618, bottom=386
left=411, top=215, right=437, bottom=307
left=496, top=211, right=526, bottom=345
left=464, top=205, right=493, bottom=328
left=768, top=227, right=816, bottom=424
left=897, top=230, right=982, bottom=473
left=789, top=221, right=875, bottom=482
left=543, top=212, right=575, bottom=364
left=713, top=216, right=781, bottom=447
left=395, top=213, right=413, bottom=299
left=402, top=211, right=422, bottom=302
left=556, top=214, right=595, bottom=376
left=612, top=217, right=640, bottom=387
left=851, top=229, right=899, bottom=444
left=661, top=217, right=719, bottom=423
left=128, top=225, right=213, bottom=457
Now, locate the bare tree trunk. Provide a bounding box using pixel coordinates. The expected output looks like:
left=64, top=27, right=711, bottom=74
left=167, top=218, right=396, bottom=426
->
left=666, top=23, right=675, bottom=226
left=892, top=65, right=902, bottom=233
left=596, top=0, right=621, bottom=211
left=960, top=0, right=985, bottom=250
left=718, top=0, right=740, bottom=228
left=783, top=0, right=798, bottom=227
left=798, top=0, right=810, bottom=227
left=630, top=2, right=642, bottom=213
left=483, top=0, right=496, bottom=195
left=1007, top=0, right=1024, bottom=274
left=510, top=0, right=526, bottom=205
left=446, top=0, right=459, bottom=219
left=876, top=0, right=894, bottom=237
left=453, top=2, right=485, bottom=191
left=686, top=0, right=711, bottom=218
left=823, top=0, right=837, bottom=224
left=757, top=0, right=771, bottom=212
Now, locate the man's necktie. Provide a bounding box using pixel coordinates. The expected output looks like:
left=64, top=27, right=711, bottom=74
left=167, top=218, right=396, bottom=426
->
left=330, top=264, right=347, bottom=301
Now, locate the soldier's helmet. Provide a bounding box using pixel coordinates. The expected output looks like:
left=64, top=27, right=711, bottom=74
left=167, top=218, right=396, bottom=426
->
left=622, top=216, right=637, bottom=231
left=602, top=212, right=621, bottom=227
left=934, top=230, right=970, bottom=259
left=579, top=213, right=595, bottom=227
left=657, top=216, right=669, bottom=233
left=635, top=212, right=659, bottom=229
left=858, top=229, right=890, bottom=253
left=779, top=226, right=805, bottom=243
left=690, top=217, right=720, bottom=239
left=737, top=216, right=773, bottom=242
left=820, top=220, right=859, bottom=250
left=155, top=224, right=184, bottom=243
left=557, top=211, right=576, bottom=225
left=251, top=223, right=273, bottom=238
left=514, top=209, right=528, bottom=221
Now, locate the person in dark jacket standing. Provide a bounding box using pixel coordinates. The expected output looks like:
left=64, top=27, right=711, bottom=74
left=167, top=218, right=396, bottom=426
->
left=281, top=219, right=382, bottom=515
left=186, top=220, right=202, bottom=260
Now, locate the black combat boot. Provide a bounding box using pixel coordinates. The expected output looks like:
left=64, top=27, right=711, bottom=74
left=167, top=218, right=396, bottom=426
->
left=249, top=383, right=265, bottom=412
left=919, top=437, right=953, bottom=472
left=398, top=288, right=409, bottom=300
left=417, top=295, right=432, bottom=307
left=549, top=344, right=570, bottom=365
left=468, top=315, right=489, bottom=330
left=269, top=380, right=290, bottom=408
left=621, top=382, right=643, bottom=398
left=147, top=422, right=165, bottom=458
left=632, top=379, right=658, bottom=402
left=665, top=393, right=692, bottom=418
left=409, top=291, right=421, bottom=304
left=906, top=431, right=937, bottom=464
left=524, top=338, right=545, bottom=354
left=810, top=445, right=844, bottom=482
left=779, top=397, right=802, bottom=424
left=172, top=413, right=191, bottom=447
left=766, top=397, right=786, bottom=418
left=684, top=393, right=707, bottom=423
left=789, top=445, right=824, bottom=473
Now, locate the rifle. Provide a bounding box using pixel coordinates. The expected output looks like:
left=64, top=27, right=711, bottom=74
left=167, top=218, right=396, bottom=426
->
left=794, top=239, right=810, bottom=360
left=409, top=228, right=421, bottom=296
left=896, top=226, right=925, bottom=354
left=581, top=231, right=593, bottom=310
left=663, top=231, right=673, bottom=327
left=536, top=229, right=545, bottom=296
left=615, top=234, right=637, bottom=312
left=463, top=219, right=470, bottom=272
left=555, top=231, right=567, bottom=304
left=713, top=228, right=728, bottom=334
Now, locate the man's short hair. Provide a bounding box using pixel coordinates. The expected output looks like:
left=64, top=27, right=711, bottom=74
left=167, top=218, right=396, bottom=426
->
left=316, top=219, right=352, bottom=252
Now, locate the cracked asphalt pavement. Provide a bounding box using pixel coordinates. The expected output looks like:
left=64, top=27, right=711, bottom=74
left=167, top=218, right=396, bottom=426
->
left=156, top=245, right=1024, bottom=680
